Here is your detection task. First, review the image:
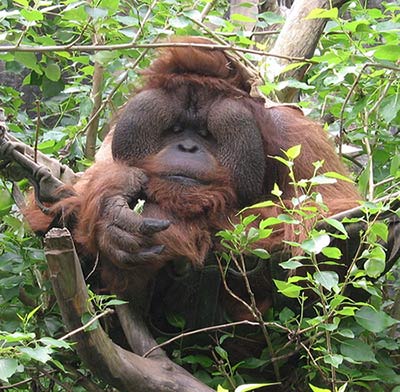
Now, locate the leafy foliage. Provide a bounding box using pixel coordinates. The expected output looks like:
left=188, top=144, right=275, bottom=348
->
left=0, top=0, right=399, bottom=391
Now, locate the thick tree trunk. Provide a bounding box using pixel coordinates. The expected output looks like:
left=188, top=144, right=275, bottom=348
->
left=261, top=0, right=349, bottom=102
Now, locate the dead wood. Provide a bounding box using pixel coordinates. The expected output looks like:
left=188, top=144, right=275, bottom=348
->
left=44, top=228, right=213, bottom=392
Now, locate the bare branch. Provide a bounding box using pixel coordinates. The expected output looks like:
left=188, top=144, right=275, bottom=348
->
left=0, top=41, right=316, bottom=63
left=44, top=228, right=213, bottom=392
left=143, top=320, right=288, bottom=358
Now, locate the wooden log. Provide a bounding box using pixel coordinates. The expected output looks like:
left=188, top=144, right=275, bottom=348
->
left=44, top=228, right=213, bottom=392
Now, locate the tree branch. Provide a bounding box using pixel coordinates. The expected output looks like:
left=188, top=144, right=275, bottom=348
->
left=44, top=228, right=213, bottom=392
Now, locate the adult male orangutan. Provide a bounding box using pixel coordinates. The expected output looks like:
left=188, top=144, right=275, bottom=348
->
left=25, top=37, right=360, bottom=329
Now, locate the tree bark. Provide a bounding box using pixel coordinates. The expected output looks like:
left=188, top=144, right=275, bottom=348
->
left=44, top=228, right=213, bottom=392
left=261, top=0, right=349, bottom=102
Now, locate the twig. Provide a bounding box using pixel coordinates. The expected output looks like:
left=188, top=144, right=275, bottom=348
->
left=0, top=370, right=58, bottom=390
left=271, top=331, right=325, bottom=363
left=143, top=319, right=287, bottom=358
left=77, top=43, right=152, bottom=141
left=338, top=63, right=400, bottom=155
left=187, top=16, right=259, bottom=74
left=318, top=191, right=400, bottom=224
left=85, top=56, right=104, bottom=160
left=216, top=255, right=255, bottom=315
left=34, top=100, right=41, bottom=163
left=132, top=0, right=158, bottom=42
left=66, top=17, right=92, bottom=48
left=200, top=0, right=218, bottom=20
left=237, top=253, right=281, bottom=381
left=368, top=75, right=395, bottom=115
left=0, top=41, right=318, bottom=63
left=39, top=367, right=73, bottom=392
left=59, top=308, right=114, bottom=341
left=363, top=133, right=374, bottom=201
left=81, top=0, right=158, bottom=151
left=374, top=176, right=396, bottom=188
left=211, top=349, right=236, bottom=390
left=217, top=30, right=280, bottom=37
left=217, top=253, right=281, bottom=381
left=299, top=341, right=326, bottom=379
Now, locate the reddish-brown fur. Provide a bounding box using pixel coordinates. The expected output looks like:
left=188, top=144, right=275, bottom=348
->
left=25, top=38, right=360, bottom=314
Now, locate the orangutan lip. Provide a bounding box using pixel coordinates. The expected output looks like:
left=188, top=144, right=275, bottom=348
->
left=163, top=174, right=208, bottom=186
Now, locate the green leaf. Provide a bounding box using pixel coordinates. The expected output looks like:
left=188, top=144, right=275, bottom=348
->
left=271, top=183, right=283, bottom=197
left=14, top=0, right=28, bottom=5
left=273, top=279, right=302, bottom=298
left=306, top=7, right=338, bottom=20
left=285, top=145, right=301, bottom=160
left=41, top=77, right=65, bottom=98
left=279, top=307, right=295, bottom=323
left=337, top=329, right=354, bottom=338
left=374, top=45, right=400, bottom=61
left=309, top=384, right=331, bottom=392
left=363, top=246, right=386, bottom=278
left=309, top=175, right=337, bottom=185
left=314, top=271, right=339, bottom=291
left=281, top=62, right=307, bottom=73
left=0, top=358, right=19, bottom=382
left=44, top=63, right=61, bottom=82
left=169, top=16, right=190, bottom=28
left=323, top=218, right=348, bottom=237
left=341, top=19, right=370, bottom=32
left=21, top=8, right=44, bottom=21
left=99, top=0, right=119, bottom=11
left=217, top=386, right=229, bottom=392
left=85, top=6, right=108, bottom=20
left=323, top=171, right=354, bottom=183
left=390, top=153, right=400, bottom=176
left=19, top=347, right=52, bottom=363
left=231, top=13, right=256, bottom=23
left=279, top=259, right=303, bottom=270
left=166, top=313, right=185, bottom=329
left=247, top=227, right=259, bottom=242
left=251, top=248, right=270, bottom=259
left=207, top=15, right=226, bottom=27
left=380, top=93, right=400, bottom=123
left=301, top=234, right=331, bottom=254
left=278, top=79, right=314, bottom=91
left=370, top=222, right=388, bottom=242
left=133, top=199, right=145, bottom=214
left=14, top=52, right=42, bottom=74
left=26, top=304, right=41, bottom=323
left=336, top=307, right=357, bottom=316
left=104, top=299, right=128, bottom=306
left=0, top=332, right=35, bottom=343
left=259, top=217, right=281, bottom=228
left=273, top=155, right=292, bottom=168
left=321, top=246, right=342, bottom=259
left=81, top=313, right=99, bottom=331
left=323, top=353, right=343, bottom=368
left=235, top=383, right=281, bottom=392
left=340, top=339, right=377, bottom=363
left=354, top=307, right=397, bottom=333
left=39, top=337, right=70, bottom=349
left=277, top=214, right=300, bottom=224
left=330, top=294, right=346, bottom=309
left=215, top=346, right=228, bottom=360
left=251, top=200, right=276, bottom=209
